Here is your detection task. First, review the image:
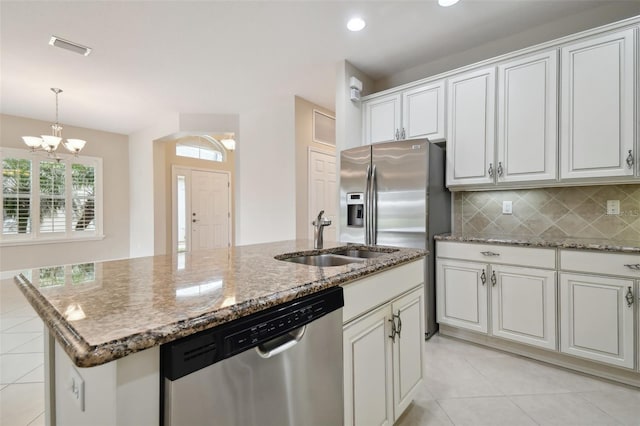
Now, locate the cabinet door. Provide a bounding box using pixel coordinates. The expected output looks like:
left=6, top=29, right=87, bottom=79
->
left=560, top=28, right=635, bottom=180
left=363, top=93, right=402, bottom=145
left=446, top=66, right=496, bottom=186
left=391, top=287, right=424, bottom=421
left=436, top=259, right=488, bottom=333
left=343, top=305, right=394, bottom=426
left=401, top=81, right=445, bottom=141
left=491, top=265, right=557, bottom=350
left=497, top=51, right=558, bottom=183
left=560, top=273, right=634, bottom=368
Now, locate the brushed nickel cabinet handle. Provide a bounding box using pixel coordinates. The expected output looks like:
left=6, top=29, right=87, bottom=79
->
left=481, top=251, right=500, bottom=257
left=480, top=269, right=486, bottom=286
left=401, top=128, right=406, bottom=140
left=626, top=150, right=634, bottom=168
left=497, top=162, right=504, bottom=177
left=488, top=163, right=494, bottom=178
left=395, top=129, right=400, bottom=141
left=491, top=270, right=497, bottom=287
left=626, top=287, right=634, bottom=308
left=623, top=264, right=640, bottom=270
left=388, top=317, right=397, bottom=342
left=394, top=311, right=402, bottom=338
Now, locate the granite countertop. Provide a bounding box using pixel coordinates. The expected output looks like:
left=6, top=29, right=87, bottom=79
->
left=435, top=233, right=640, bottom=254
left=14, top=240, right=425, bottom=367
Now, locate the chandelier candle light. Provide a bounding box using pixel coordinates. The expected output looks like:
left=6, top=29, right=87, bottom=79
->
left=22, top=88, right=87, bottom=157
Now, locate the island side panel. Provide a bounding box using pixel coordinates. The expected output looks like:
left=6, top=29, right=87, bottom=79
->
left=54, top=341, right=159, bottom=426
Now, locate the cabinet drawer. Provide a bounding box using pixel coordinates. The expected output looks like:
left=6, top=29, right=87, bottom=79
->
left=342, top=260, right=424, bottom=324
left=436, top=241, right=555, bottom=269
left=560, top=249, right=640, bottom=278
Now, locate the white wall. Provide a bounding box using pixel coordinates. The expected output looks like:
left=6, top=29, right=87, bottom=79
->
left=128, top=113, right=179, bottom=258
left=235, top=97, right=296, bottom=245
left=374, top=2, right=640, bottom=91
left=0, top=114, right=130, bottom=271
left=334, top=61, right=374, bottom=235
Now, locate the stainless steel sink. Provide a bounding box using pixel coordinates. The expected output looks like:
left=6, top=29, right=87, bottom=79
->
left=280, top=254, right=365, bottom=267
left=331, top=249, right=394, bottom=259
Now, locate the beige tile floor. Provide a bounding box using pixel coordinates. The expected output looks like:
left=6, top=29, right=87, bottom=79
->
left=1, top=277, right=639, bottom=426
left=1, top=278, right=45, bottom=426
left=398, top=335, right=640, bottom=426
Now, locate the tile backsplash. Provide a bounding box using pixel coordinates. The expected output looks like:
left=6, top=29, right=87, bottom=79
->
left=453, top=184, right=640, bottom=240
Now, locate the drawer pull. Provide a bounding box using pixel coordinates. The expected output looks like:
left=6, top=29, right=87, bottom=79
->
left=491, top=270, right=497, bottom=287
left=623, top=264, right=640, bottom=270
left=481, top=251, right=500, bottom=257
left=626, top=287, right=634, bottom=308
left=480, top=269, right=486, bottom=286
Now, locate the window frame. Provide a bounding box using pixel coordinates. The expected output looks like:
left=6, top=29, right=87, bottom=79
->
left=0, top=148, right=104, bottom=246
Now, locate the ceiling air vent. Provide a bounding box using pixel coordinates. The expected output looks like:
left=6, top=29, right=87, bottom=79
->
left=49, top=36, right=92, bottom=56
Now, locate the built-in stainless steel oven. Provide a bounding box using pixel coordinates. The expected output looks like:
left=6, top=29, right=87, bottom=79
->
left=161, top=287, right=344, bottom=426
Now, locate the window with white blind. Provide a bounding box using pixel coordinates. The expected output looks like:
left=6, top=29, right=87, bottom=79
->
left=1, top=148, right=102, bottom=245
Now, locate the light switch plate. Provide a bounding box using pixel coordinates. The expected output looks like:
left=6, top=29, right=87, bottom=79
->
left=607, top=200, right=620, bottom=215
left=502, top=200, right=513, bottom=215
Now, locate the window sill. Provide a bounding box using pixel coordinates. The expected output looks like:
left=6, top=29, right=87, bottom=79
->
left=0, top=234, right=105, bottom=247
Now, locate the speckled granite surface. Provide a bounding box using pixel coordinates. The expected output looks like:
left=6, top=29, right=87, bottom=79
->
left=435, top=233, right=640, bottom=254
left=13, top=240, right=425, bottom=367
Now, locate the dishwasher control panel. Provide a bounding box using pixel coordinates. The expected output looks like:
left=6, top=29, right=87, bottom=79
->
left=161, top=286, right=344, bottom=381
left=223, top=301, right=323, bottom=357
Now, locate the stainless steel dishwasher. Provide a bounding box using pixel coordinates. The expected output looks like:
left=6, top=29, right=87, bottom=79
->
left=161, top=287, right=344, bottom=426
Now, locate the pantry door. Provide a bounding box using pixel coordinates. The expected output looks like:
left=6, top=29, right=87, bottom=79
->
left=308, top=149, right=337, bottom=242
left=174, top=168, right=231, bottom=252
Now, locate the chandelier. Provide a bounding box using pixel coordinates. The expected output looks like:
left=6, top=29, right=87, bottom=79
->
left=22, top=88, right=87, bottom=157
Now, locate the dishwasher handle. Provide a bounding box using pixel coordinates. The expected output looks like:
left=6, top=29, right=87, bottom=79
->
left=255, top=326, right=306, bottom=359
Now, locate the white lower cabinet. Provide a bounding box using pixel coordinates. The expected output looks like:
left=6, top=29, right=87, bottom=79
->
left=436, top=259, right=488, bottom=333
left=342, top=260, right=425, bottom=426
left=560, top=273, right=635, bottom=369
left=344, top=305, right=394, bottom=426
left=492, top=265, right=557, bottom=350
left=436, top=257, right=556, bottom=349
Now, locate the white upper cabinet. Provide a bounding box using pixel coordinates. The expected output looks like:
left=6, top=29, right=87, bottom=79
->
left=401, top=81, right=445, bottom=141
left=446, top=66, right=496, bottom=186
left=363, top=81, right=445, bottom=145
left=560, top=28, right=636, bottom=180
left=497, top=51, right=558, bottom=183
left=363, top=93, right=402, bottom=144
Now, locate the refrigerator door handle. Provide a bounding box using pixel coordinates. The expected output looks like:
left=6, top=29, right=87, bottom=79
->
left=371, top=164, right=378, bottom=245
left=365, top=164, right=372, bottom=245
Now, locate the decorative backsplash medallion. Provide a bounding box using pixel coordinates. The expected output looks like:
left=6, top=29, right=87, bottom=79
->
left=453, top=184, right=640, bottom=241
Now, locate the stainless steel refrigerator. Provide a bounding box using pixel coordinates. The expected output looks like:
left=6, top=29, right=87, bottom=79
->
left=339, top=139, right=450, bottom=338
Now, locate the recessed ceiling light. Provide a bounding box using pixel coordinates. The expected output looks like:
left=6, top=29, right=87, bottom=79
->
left=347, top=17, right=366, bottom=32
left=438, top=0, right=460, bottom=7
left=49, top=35, right=92, bottom=56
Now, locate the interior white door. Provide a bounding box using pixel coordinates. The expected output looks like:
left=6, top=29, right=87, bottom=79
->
left=309, top=149, right=337, bottom=242
left=560, top=273, right=634, bottom=368
left=191, top=170, right=230, bottom=251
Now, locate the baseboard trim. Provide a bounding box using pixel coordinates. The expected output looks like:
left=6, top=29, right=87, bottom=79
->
left=439, top=325, right=640, bottom=388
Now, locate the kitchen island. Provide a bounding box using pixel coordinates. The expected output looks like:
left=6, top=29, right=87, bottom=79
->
left=14, top=240, right=425, bottom=425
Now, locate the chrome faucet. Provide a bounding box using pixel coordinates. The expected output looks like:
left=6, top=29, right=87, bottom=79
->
left=312, top=210, right=332, bottom=249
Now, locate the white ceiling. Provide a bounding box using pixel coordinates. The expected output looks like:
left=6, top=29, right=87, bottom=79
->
left=0, top=0, right=636, bottom=135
